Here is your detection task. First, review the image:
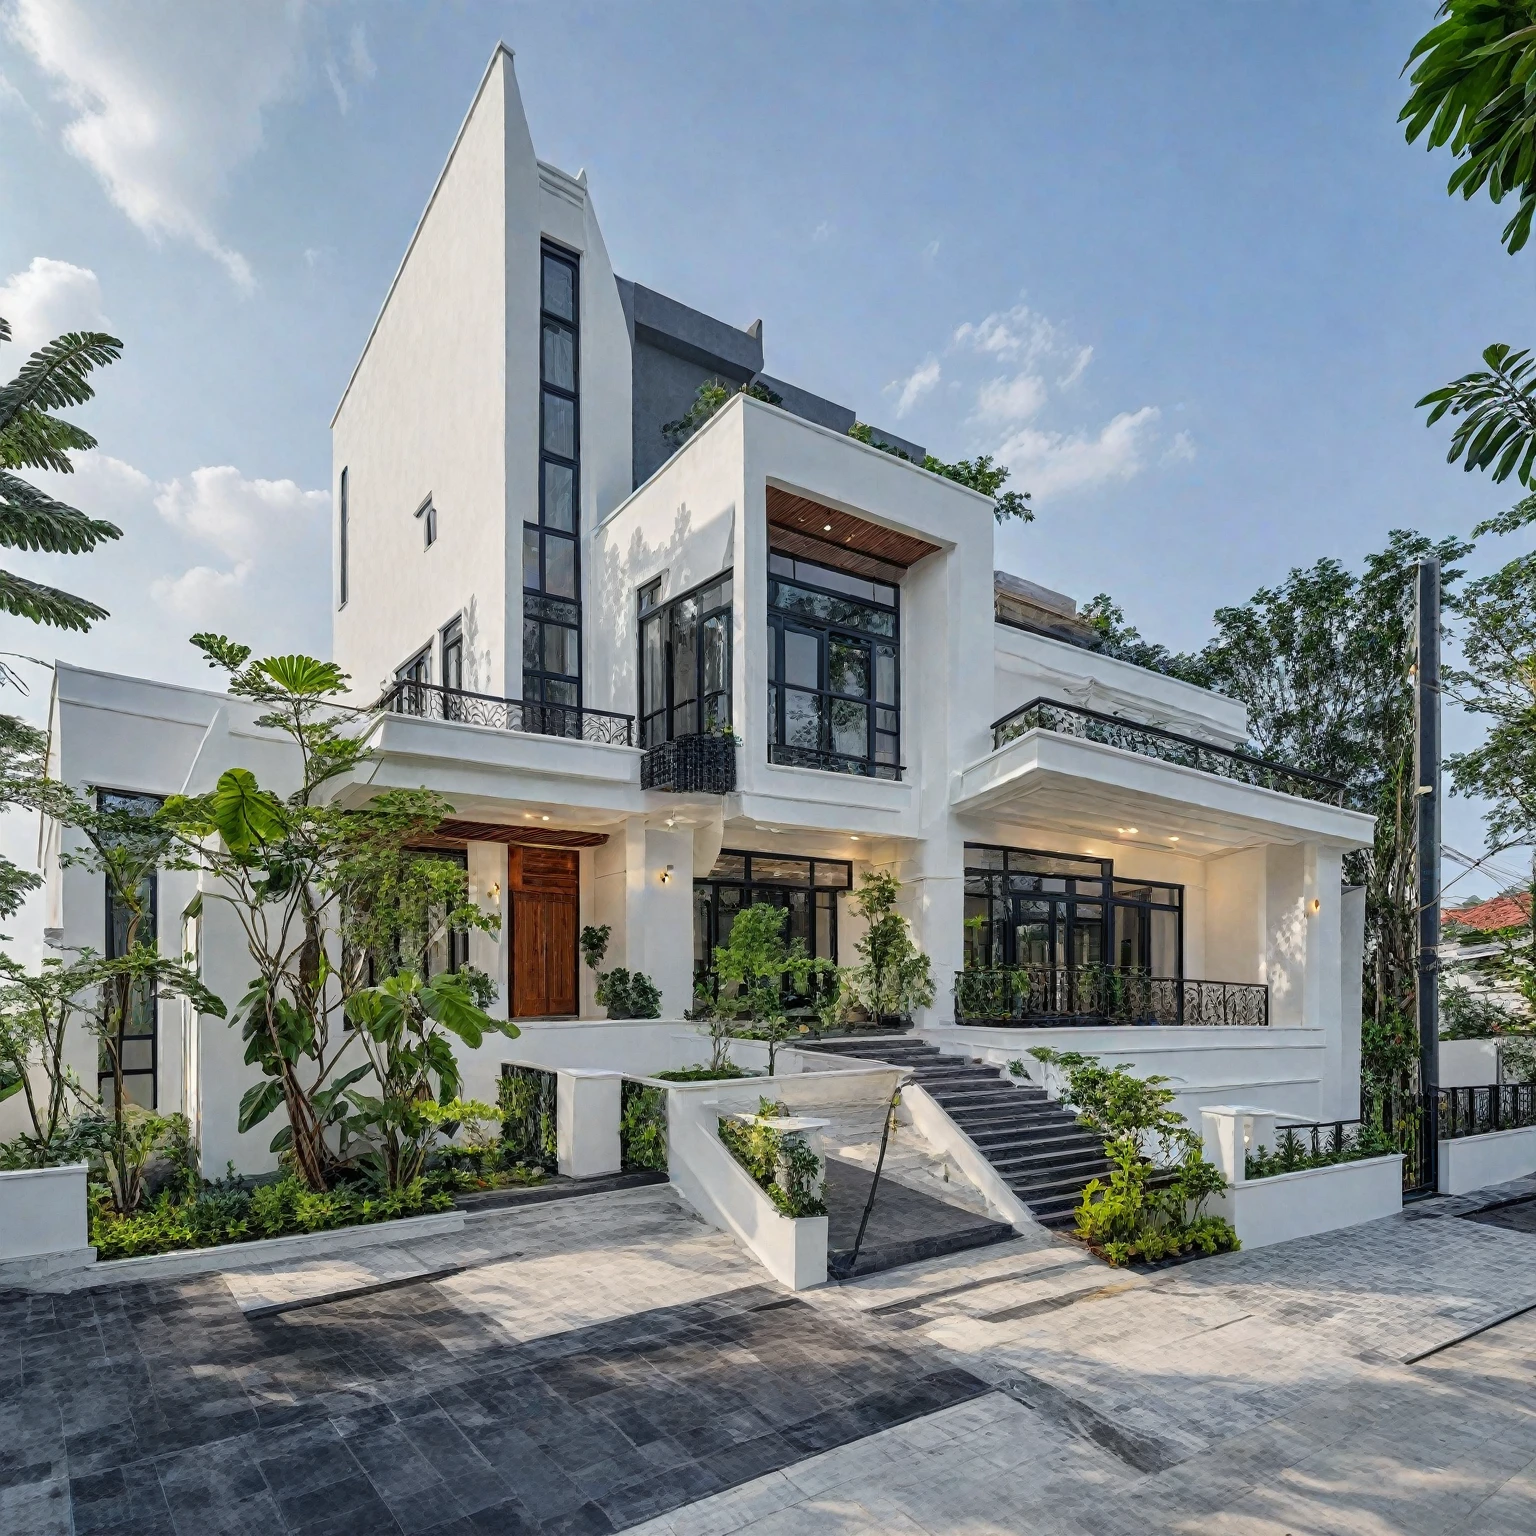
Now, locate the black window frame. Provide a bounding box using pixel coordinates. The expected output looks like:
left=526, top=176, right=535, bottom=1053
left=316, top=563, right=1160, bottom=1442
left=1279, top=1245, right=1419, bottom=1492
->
left=638, top=571, right=733, bottom=749
left=961, top=842, right=1184, bottom=978
left=338, top=465, right=348, bottom=608
left=524, top=242, right=583, bottom=726
left=417, top=495, right=437, bottom=549
left=97, top=789, right=164, bottom=1109
left=440, top=615, right=463, bottom=693
left=693, top=848, right=853, bottom=984
left=766, top=552, right=900, bottom=780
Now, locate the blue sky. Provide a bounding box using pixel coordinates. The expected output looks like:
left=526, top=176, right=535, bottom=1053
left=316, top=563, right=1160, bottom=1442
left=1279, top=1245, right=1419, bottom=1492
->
left=0, top=0, right=1530, bottom=896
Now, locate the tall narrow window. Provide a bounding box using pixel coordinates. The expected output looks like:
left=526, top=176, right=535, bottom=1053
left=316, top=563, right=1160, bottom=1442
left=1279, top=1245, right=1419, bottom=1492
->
left=639, top=573, right=733, bottom=747
left=417, top=496, right=437, bottom=549
left=98, top=790, right=163, bottom=1109
left=440, top=616, right=463, bottom=693
left=395, top=645, right=431, bottom=716
left=338, top=466, right=349, bottom=607
left=766, top=552, right=900, bottom=778
left=524, top=244, right=581, bottom=735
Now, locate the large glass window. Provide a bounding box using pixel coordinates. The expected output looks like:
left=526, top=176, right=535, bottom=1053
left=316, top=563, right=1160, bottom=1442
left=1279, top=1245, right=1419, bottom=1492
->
left=338, top=466, right=348, bottom=608
left=639, top=573, right=732, bottom=748
left=766, top=552, right=899, bottom=778
left=99, top=791, right=163, bottom=1109
left=962, top=843, right=1182, bottom=978
left=524, top=244, right=582, bottom=731
left=694, top=849, right=851, bottom=984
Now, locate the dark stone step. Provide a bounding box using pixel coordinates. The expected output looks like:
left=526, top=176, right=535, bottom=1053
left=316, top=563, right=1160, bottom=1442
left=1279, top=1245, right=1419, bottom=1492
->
left=453, top=1168, right=668, bottom=1213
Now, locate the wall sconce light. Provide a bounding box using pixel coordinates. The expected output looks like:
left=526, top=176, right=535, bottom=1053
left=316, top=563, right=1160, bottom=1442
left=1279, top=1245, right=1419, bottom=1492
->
left=659, top=864, right=674, bottom=884
left=1308, top=897, right=1322, bottom=915
left=487, top=882, right=501, bottom=902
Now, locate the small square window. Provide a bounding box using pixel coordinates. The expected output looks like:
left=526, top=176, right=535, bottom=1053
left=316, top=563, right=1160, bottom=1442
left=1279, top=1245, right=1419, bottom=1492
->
left=416, top=497, right=437, bottom=548
left=638, top=577, right=663, bottom=614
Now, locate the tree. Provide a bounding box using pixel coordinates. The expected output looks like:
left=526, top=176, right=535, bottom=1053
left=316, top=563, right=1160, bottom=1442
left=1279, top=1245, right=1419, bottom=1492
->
left=712, top=902, right=827, bottom=1073
left=1079, top=594, right=1200, bottom=677
left=0, top=956, right=87, bottom=1166
left=843, top=871, right=935, bottom=1027
left=160, top=635, right=505, bottom=1190
left=0, top=316, right=124, bottom=630
left=848, top=422, right=1034, bottom=523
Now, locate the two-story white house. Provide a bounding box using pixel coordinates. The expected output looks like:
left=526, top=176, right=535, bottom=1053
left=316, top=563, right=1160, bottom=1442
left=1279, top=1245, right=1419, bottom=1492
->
left=28, top=46, right=1374, bottom=1187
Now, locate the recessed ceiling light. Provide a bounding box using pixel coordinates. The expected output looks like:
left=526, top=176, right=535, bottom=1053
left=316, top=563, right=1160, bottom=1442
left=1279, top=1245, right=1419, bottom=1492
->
left=1169, top=836, right=1180, bottom=843
left=823, top=524, right=832, bottom=532
left=541, top=815, right=550, bottom=822
left=849, top=835, right=859, bottom=841
left=1117, top=827, right=1138, bottom=836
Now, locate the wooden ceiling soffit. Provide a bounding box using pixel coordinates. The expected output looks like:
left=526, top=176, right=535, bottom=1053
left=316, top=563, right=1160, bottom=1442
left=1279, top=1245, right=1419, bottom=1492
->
left=766, top=485, right=941, bottom=571
left=417, top=820, right=609, bottom=849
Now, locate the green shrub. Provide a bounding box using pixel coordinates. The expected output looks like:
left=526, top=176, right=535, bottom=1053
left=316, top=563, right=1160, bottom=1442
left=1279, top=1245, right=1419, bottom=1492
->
left=1245, top=1119, right=1396, bottom=1179
left=717, top=1096, right=825, bottom=1218
left=653, top=1064, right=752, bottom=1081
left=88, top=1173, right=454, bottom=1261
left=1029, top=1047, right=1238, bottom=1267
left=619, top=1081, right=668, bottom=1171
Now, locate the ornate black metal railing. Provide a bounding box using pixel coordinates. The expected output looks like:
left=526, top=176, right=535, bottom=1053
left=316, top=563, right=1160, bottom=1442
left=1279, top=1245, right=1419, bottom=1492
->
left=1439, top=1082, right=1536, bottom=1141
left=953, top=965, right=1269, bottom=1028
left=1268, top=1087, right=1436, bottom=1196
left=499, top=1063, right=558, bottom=1172
left=642, top=733, right=738, bottom=793
left=990, top=697, right=1347, bottom=806
left=768, top=743, right=903, bottom=781
left=377, top=680, right=634, bottom=747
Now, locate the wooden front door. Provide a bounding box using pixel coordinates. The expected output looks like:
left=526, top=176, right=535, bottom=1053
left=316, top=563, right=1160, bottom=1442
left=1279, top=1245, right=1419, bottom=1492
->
left=510, top=846, right=578, bottom=1018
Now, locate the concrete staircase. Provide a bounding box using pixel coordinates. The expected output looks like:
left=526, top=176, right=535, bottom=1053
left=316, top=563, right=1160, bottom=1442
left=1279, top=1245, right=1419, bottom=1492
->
left=805, top=1036, right=1110, bottom=1229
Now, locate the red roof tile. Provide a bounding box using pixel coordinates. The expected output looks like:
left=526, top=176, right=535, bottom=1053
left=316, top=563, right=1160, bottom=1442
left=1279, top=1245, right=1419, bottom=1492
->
left=1444, top=891, right=1532, bottom=931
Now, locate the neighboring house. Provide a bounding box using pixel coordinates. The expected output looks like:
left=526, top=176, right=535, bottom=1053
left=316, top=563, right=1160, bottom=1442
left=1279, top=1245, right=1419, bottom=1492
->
left=24, top=46, right=1376, bottom=1175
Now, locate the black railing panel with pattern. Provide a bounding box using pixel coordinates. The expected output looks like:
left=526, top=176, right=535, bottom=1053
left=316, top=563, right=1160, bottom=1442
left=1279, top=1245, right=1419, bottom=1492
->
left=953, top=965, right=1268, bottom=1027
left=376, top=681, right=634, bottom=746
left=990, top=696, right=1347, bottom=806
left=1439, top=1082, right=1536, bottom=1140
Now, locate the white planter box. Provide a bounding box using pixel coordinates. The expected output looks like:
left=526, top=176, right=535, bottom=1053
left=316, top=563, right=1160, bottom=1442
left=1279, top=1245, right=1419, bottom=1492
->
left=1438, top=1125, right=1536, bottom=1195
left=0, top=1164, right=90, bottom=1263
left=1209, top=1155, right=1403, bottom=1249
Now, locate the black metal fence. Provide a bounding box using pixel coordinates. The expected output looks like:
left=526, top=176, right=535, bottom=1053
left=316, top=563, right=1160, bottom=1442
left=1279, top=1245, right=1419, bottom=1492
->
left=1261, top=1087, right=1436, bottom=1196
left=1439, top=1082, right=1536, bottom=1141
left=641, top=733, right=738, bottom=793
left=499, top=1063, right=558, bottom=1172
left=378, top=680, right=634, bottom=746
left=990, top=697, right=1347, bottom=806
left=953, top=965, right=1269, bottom=1027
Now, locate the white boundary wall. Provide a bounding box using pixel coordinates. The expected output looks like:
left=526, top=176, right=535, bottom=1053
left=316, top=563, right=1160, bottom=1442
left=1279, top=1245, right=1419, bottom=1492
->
left=1438, top=1126, right=1536, bottom=1195
left=0, top=1164, right=89, bottom=1263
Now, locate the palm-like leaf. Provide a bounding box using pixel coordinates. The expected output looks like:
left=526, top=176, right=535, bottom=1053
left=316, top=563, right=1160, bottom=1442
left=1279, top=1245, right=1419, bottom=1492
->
left=1417, top=342, right=1536, bottom=487
left=0, top=569, right=108, bottom=631
left=1402, top=1, right=1536, bottom=254
left=0, top=408, right=98, bottom=474
left=0, top=470, right=120, bottom=553
left=0, top=330, right=123, bottom=432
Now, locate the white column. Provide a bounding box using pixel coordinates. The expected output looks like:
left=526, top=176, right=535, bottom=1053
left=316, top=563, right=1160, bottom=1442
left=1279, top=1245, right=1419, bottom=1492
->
left=556, top=1069, right=622, bottom=1178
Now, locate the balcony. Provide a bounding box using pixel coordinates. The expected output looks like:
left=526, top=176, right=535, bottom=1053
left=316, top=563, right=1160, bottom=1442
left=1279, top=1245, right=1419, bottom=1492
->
left=992, top=698, right=1346, bottom=807
left=377, top=681, right=634, bottom=746
left=954, top=965, right=1270, bottom=1028
left=641, top=733, right=738, bottom=793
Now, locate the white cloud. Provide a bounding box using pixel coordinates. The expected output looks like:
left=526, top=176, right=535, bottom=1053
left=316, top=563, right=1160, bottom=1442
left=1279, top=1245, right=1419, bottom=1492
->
left=889, top=356, right=940, bottom=418
left=155, top=464, right=328, bottom=565
left=996, top=406, right=1161, bottom=498
left=150, top=563, right=246, bottom=620
left=1058, top=345, right=1093, bottom=389
left=952, top=302, right=1064, bottom=368
left=812, top=221, right=831, bottom=243
left=348, top=24, right=376, bottom=82
left=921, top=237, right=941, bottom=262
left=1163, top=430, right=1197, bottom=465
left=974, top=372, right=1047, bottom=426
left=0, top=67, right=42, bottom=128
left=7, top=0, right=309, bottom=290
left=0, top=256, right=106, bottom=353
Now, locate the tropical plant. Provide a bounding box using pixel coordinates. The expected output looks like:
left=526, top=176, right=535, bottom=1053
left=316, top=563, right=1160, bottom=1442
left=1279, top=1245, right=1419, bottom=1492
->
left=0, top=955, right=88, bottom=1165
left=619, top=1080, right=668, bottom=1171
left=1440, top=976, right=1526, bottom=1037
left=662, top=378, right=783, bottom=447
left=342, top=968, right=512, bottom=1191
left=1402, top=0, right=1536, bottom=257
left=848, top=422, right=1034, bottom=522
left=0, top=713, right=46, bottom=919
left=0, top=314, right=123, bottom=630
left=843, top=871, right=935, bottom=1027
left=1026, top=1048, right=1237, bottom=1266
left=156, top=635, right=500, bottom=1190
left=578, top=923, right=662, bottom=1019
left=711, top=902, right=830, bottom=1073
left=717, top=1096, right=825, bottom=1217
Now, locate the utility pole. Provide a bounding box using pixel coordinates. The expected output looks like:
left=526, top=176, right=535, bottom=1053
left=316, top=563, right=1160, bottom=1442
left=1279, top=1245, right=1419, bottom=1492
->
left=1415, top=559, right=1441, bottom=1191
